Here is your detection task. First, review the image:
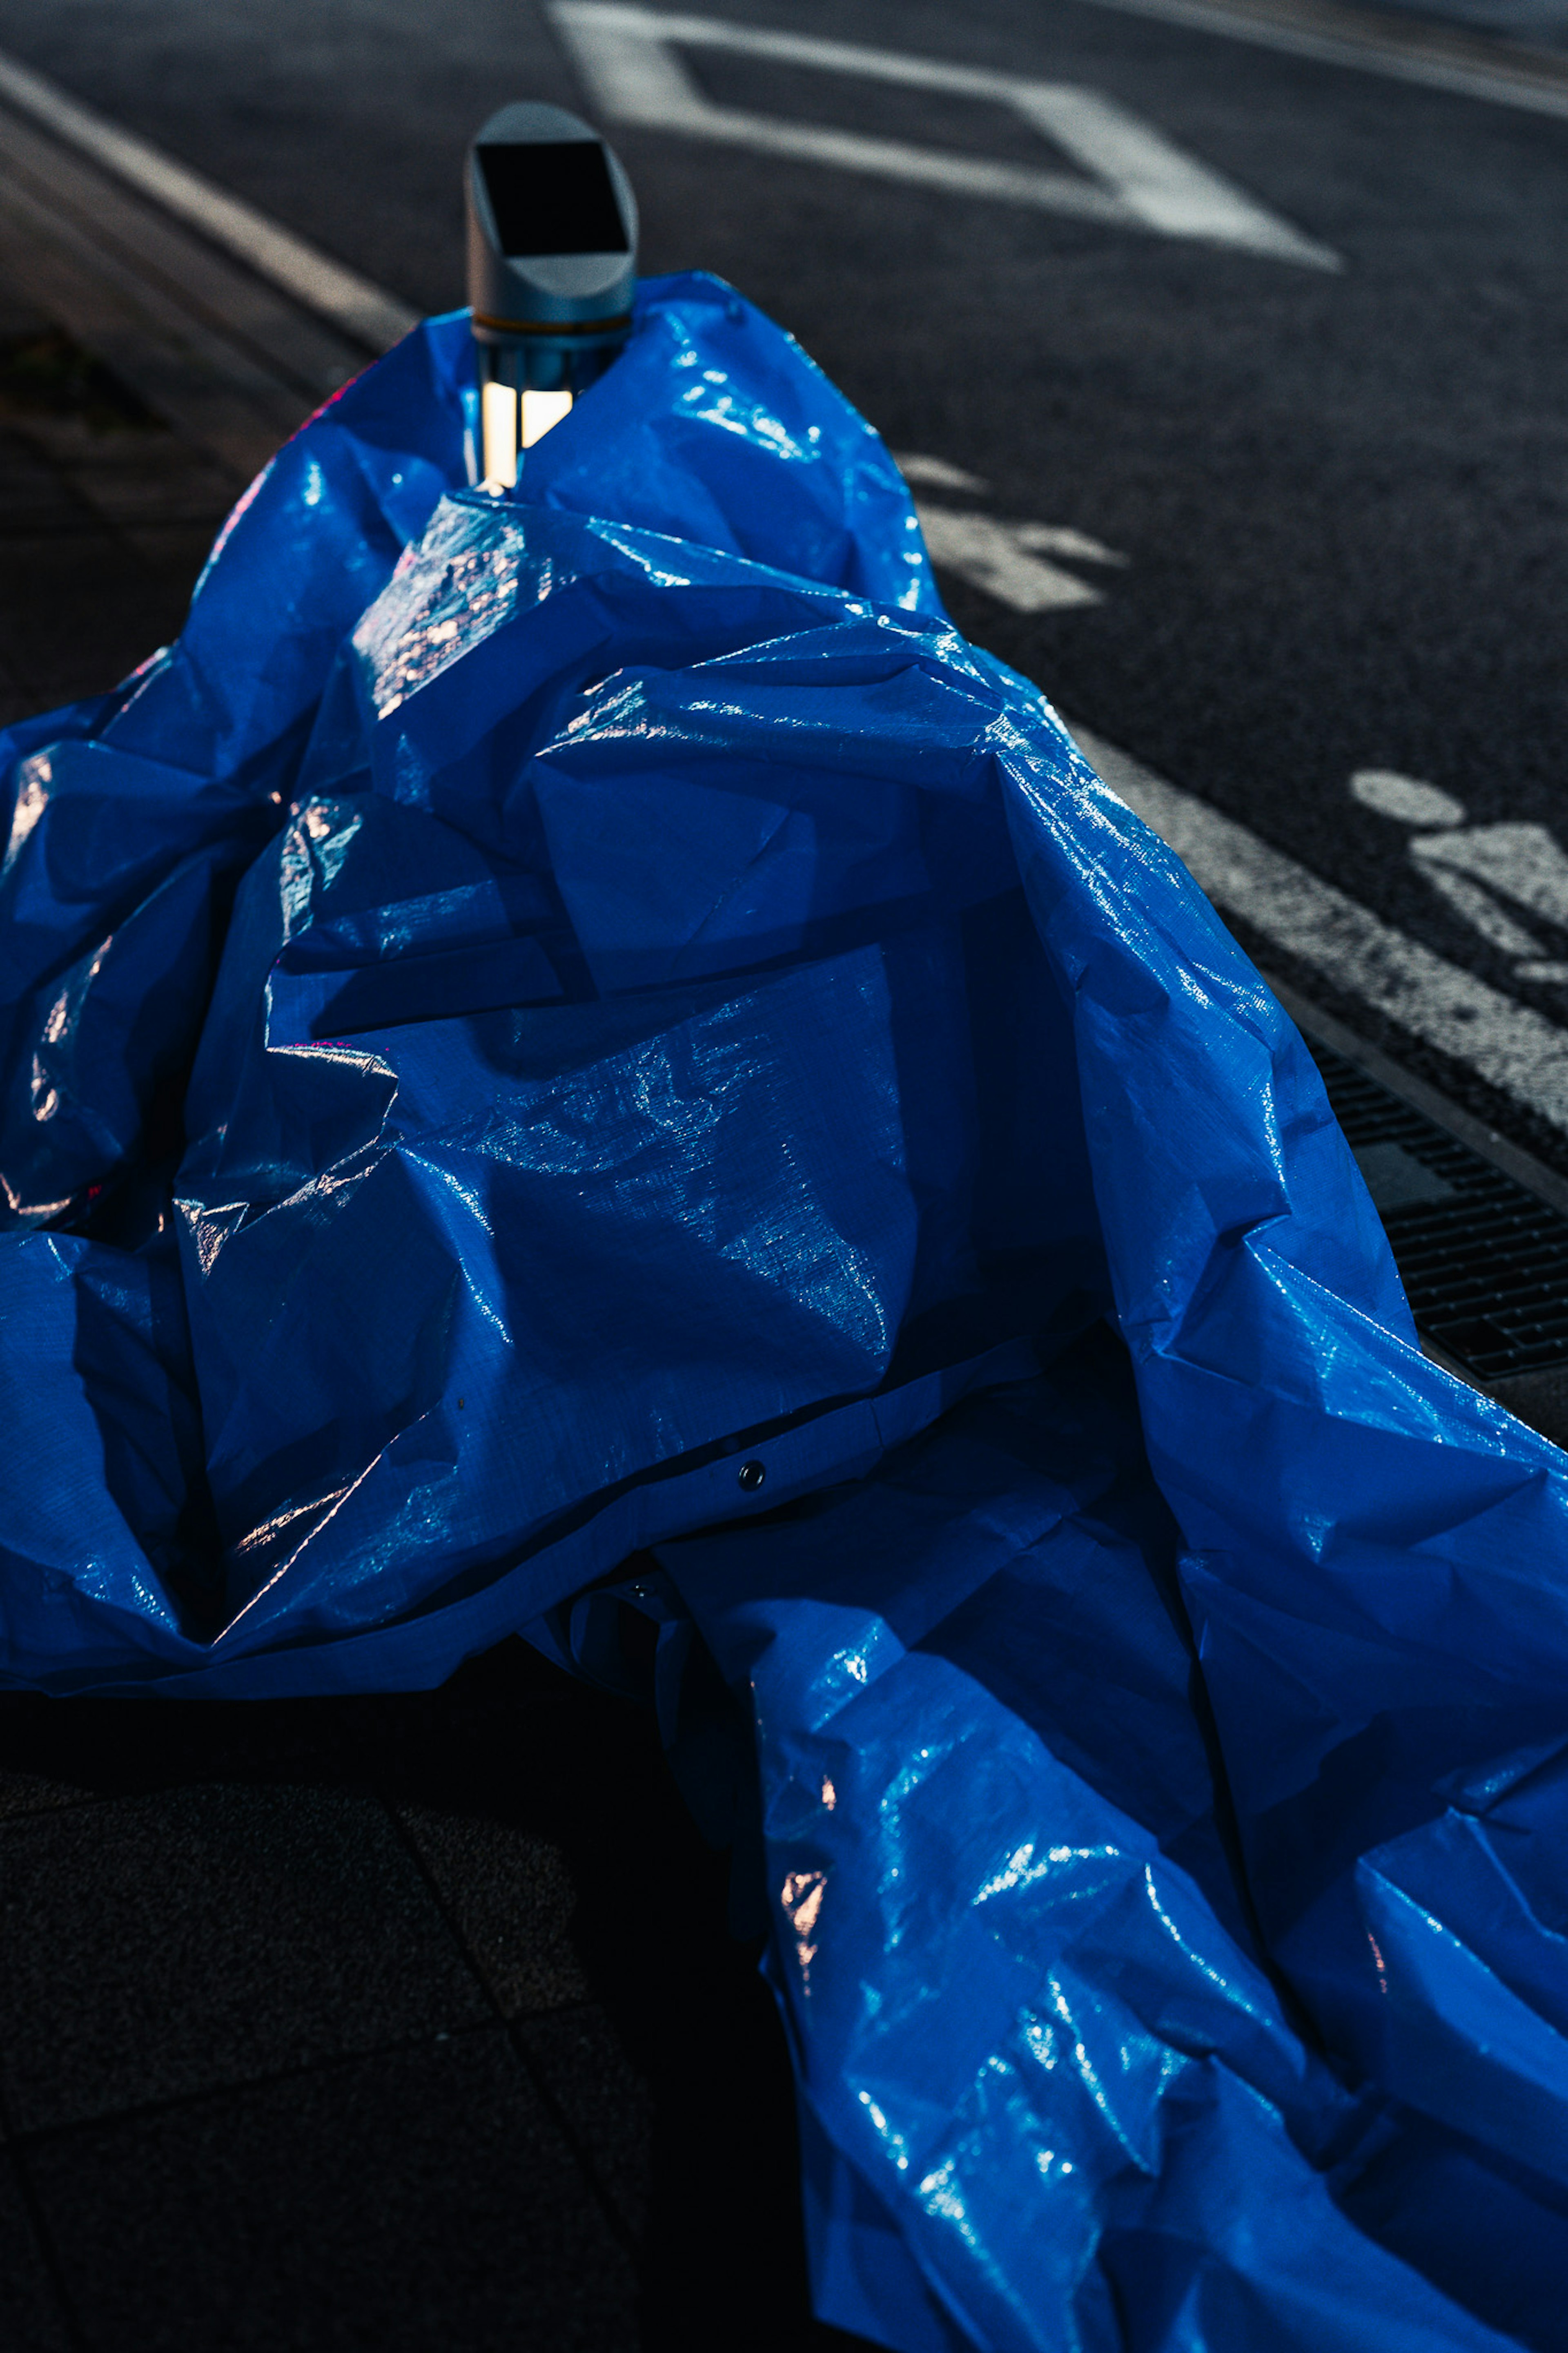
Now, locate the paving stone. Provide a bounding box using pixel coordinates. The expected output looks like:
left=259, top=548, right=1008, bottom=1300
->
left=0, top=322, right=225, bottom=725
left=120, top=516, right=229, bottom=574
left=516, top=2003, right=653, bottom=2243
left=0, top=1762, right=99, bottom=1822
left=0, top=427, right=83, bottom=533
left=0, top=291, right=47, bottom=341
left=7, top=409, right=234, bottom=530
left=24, top=2026, right=638, bottom=2353
left=0, top=2149, right=73, bottom=2351
left=398, top=1802, right=592, bottom=2017
left=0, top=1781, right=489, bottom=2131
left=0, top=521, right=196, bottom=718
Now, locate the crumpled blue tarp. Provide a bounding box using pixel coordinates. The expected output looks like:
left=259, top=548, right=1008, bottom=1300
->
left=4, top=270, right=1568, bottom=2353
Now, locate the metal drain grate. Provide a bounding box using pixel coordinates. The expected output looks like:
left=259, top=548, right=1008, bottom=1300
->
left=1306, top=1040, right=1568, bottom=1382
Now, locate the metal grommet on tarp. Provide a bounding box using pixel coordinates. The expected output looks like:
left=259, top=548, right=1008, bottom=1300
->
left=737, top=1460, right=766, bottom=1492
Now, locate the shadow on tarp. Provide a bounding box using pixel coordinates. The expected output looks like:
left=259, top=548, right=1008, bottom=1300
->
left=3, top=271, right=1568, bottom=2352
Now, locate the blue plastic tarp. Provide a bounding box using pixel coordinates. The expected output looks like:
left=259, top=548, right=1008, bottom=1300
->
left=5, top=272, right=1568, bottom=2351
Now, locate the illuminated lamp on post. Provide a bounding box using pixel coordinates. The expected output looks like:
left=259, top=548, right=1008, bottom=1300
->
left=467, top=101, right=639, bottom=486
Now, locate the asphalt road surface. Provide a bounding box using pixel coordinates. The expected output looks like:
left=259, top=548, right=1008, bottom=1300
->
left=3, top=0, right=1568, bottom=1167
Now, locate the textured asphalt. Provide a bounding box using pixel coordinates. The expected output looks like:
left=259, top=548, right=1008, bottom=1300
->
left=1, top=0, right=1566, bottom=1157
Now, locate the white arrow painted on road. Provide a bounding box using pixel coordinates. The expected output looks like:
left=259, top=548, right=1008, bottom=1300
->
left=914, top=508, right=1117, bottom=611
left=896, top=456, right=1128, bottom=613
left=550, top=3, right=1341, bottom=270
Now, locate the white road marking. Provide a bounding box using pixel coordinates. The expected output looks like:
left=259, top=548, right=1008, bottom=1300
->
left=1074, top=723, right=1568, bottom=1134
left=1350, top=768, right=1465, bottom=828
left=895, top=453, right=991, bottom=495
left=896, top=455, right=1128, bottom=612
left=1351, top=767, right=1568, bottom=990
left=0, top=45, right=419, bottom=352
left=549, top=2, right=1341, bottom=269
left=915, top=503, right=1125, bottom=611
left=1418, top=825, right=1568, bottom=936
left=1420, top=863, right=1543, bottom=961
left=1063, top=0, right=1568, bottom=126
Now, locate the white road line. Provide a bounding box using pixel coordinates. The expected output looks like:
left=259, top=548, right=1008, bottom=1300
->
left=550, top=2, right=1341, bottom=269
left=1063, top=0, right=1568, bottom=124
left=897, top=457, right=1129, bottom=611
left=895, top=453, right=991, bottom=495
left=1073, top=723, right=1568, bottom=1134
left=915, top=504, right=1123, bottom=611
left=0, top=46, right=419, bottom=353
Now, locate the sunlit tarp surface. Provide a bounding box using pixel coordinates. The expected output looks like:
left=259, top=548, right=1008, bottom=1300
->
left=4, top=274, right=1568, bottom=2353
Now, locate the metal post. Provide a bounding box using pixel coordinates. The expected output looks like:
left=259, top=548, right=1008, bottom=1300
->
left=466, top=102, right=639, bottom=484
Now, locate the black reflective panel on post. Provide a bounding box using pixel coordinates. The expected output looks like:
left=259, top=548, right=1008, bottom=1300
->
left=478, top=143, right=628, bottom=258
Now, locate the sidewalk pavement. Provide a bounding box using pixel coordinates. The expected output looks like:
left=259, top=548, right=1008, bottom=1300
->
left=0, top=290, right=233, bottom=727
left=0, top=172, right=870, bottom=2353
left=0, top=1620, right=863, bottom=2350
left=0, top=1617, right=869, bottom=2352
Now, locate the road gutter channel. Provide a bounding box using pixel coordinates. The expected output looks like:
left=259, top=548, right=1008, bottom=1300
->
left=2, top=39, right=1563, bottom=1440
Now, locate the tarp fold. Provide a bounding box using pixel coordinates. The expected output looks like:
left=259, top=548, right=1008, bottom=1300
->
left=4, top=271, right=1568, bottom=2353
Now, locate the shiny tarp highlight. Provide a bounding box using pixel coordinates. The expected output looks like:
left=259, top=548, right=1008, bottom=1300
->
left=3, top=275, right=1568, bottom=2352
